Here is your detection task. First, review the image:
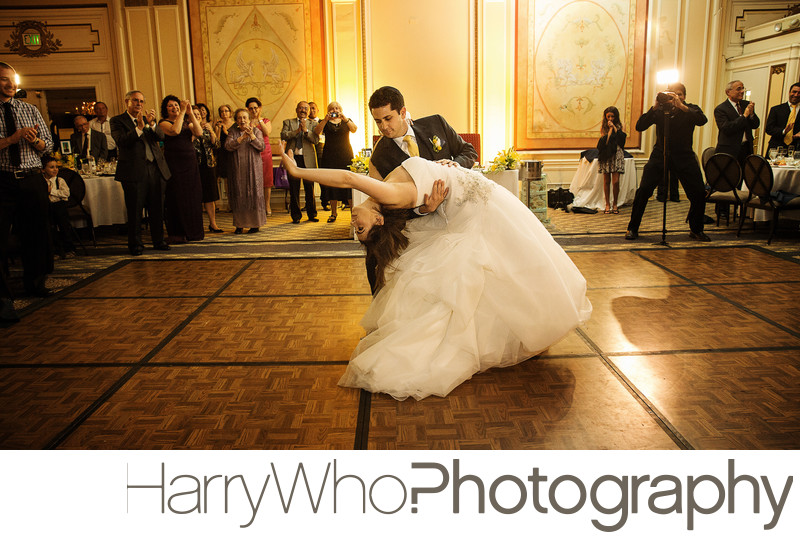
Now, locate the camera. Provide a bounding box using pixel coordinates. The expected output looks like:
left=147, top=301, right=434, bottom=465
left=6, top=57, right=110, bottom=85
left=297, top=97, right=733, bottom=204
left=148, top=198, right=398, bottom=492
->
left=656, top=91, right=674, bottom=104
left=330, top=112, right=339, bottom=118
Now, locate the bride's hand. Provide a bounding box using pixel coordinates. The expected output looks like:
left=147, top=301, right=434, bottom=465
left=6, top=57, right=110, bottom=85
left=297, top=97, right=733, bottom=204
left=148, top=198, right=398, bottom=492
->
left=279, top=141, right=298, bottom=174
left=419, top=179, right=449, bottom=214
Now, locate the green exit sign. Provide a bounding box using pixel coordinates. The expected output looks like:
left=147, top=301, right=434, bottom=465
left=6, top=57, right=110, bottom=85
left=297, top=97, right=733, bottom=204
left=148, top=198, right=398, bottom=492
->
left=23, top=33, right=41, bottom=46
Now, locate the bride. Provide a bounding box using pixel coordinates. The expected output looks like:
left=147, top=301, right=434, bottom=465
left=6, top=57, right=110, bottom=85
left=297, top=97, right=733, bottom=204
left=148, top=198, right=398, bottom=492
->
left=280, top=144, right=592, bottom=400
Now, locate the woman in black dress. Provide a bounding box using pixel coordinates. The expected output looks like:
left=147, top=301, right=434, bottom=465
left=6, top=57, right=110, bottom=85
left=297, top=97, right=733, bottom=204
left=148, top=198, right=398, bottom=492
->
left=313, top=101, right=357, bottom=222
left=214, top=104, right=235, bottom=209
left=192, top=105, right=222, bottom=232
left=158, top=95, right=205, bottom=243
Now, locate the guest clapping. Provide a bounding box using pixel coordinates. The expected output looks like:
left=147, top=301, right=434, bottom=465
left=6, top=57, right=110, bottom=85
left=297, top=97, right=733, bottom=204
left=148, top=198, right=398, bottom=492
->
left=225, top=108, right=267, bottom=233
left=246, top=97, right=274, bottom=216
left=214, top=104, right=235, bottom=183
left=158, top=95, right=205, bottom=243
left=192, top=105, right=222, bottom=233
left=314, top=101, right=357, bottom=222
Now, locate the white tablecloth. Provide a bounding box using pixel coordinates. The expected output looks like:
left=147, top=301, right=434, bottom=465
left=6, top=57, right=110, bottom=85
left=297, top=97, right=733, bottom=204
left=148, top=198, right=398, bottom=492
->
left=569, top=157, right=637, bottom=209
left=82, top=174, right=127, bottom=226
left=742, top=166, right=800, bottom=221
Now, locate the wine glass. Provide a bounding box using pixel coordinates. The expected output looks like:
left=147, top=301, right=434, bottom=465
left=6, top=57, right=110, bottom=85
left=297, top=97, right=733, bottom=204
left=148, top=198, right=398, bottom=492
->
left=768, top=148, right=778, bottom=163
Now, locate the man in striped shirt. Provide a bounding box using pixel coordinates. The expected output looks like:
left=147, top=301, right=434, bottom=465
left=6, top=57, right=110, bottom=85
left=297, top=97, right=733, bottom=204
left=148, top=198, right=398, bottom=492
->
left=0, top=61, right=54, bottom=321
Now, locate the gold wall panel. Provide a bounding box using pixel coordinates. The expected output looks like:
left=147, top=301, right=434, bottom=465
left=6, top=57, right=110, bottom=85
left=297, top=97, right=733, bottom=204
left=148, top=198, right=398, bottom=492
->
left=189, top=0, right=326, bottom=135
left=515, top=0, right=647, bottom=150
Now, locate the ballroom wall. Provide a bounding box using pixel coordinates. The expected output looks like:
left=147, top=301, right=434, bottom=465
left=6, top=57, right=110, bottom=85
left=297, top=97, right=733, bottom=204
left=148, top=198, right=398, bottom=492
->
left=2, top=0, right=798, bottom=184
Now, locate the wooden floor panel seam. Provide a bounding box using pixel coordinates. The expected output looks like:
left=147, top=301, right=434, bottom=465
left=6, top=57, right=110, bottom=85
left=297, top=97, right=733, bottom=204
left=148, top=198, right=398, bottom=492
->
left=575, top=327, right=693, bottom=450
left=42, top=259, right=258, bottom=449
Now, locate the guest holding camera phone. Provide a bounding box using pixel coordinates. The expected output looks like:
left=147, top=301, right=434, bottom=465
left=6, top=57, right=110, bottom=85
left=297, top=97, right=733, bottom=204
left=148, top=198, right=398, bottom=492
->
left=596, top=106, right=626, bottom=214
left=625, top=82, right=710, bottom=242
left=314, top=101, right=357, bottom=222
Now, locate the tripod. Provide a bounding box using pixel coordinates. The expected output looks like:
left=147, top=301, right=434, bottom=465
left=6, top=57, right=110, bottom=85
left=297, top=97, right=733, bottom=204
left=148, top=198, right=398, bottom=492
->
left=655, top=106, right=673, bottom=246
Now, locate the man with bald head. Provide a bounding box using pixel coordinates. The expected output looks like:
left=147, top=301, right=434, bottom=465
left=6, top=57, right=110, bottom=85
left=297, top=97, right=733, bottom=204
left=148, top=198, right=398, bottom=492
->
left=70, top=114, right=108, bottom=162
left=89, top=101, right=117, bottom=159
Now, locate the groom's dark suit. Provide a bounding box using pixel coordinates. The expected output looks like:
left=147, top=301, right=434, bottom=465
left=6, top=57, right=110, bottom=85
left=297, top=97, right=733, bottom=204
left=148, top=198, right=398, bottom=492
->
left=714, top=99, right=760, bottom=165
left=370, top=115, right=477, bottom=179
left=110, top=112, right=171, bottom=253
left=764, top=102, right=800, bottom=154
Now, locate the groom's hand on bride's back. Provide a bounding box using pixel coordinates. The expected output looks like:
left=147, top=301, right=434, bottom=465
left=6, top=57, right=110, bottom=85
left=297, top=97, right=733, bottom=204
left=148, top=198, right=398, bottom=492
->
left=435, top=159, right=459, bottom=168
left=419, top=179, right=449, bottom=214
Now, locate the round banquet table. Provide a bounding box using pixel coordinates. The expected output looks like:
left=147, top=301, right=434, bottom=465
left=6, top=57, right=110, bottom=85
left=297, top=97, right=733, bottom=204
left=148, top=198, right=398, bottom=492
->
left=82, top=174, right=128, bottom=226
left=569, top=157, right=637, bottom=209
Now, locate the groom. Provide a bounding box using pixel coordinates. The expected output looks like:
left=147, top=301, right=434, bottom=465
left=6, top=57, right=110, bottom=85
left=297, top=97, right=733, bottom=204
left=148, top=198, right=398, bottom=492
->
left=365, top=86, right=477, bottom=292
left=369, top=86, right=477, bottom=180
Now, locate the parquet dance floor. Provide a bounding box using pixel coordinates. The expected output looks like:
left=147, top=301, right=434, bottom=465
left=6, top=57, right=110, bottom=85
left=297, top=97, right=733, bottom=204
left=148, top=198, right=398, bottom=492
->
left=3, top=243, right=799, bottom=450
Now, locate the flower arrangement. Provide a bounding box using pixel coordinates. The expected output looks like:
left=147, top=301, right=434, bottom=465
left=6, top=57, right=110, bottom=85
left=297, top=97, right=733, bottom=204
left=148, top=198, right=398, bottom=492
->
left=483, top=147, right=521, bottom=173
left=348, top=153, right=370, bottom=174
left=430, top=135, right=443, bottom=152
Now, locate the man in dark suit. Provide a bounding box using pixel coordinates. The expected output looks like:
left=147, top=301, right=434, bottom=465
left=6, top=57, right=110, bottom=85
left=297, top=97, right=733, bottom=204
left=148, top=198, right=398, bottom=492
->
left=110, top=90, right=171, bottom=256
left=714, top=79, right=760, bottom=165
left=764, top=82, right=800, bottom=154
left=625, top=83, right=710, bottom=242
left=364, top=86, right=477, bottom=292
left=70, top=115, right=108, bottom=162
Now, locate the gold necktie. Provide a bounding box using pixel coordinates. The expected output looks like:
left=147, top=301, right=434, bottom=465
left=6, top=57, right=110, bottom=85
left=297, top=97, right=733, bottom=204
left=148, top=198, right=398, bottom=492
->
left=785, top=105, right=796, bottom=146
left=403, top=135, right=419, bottom=157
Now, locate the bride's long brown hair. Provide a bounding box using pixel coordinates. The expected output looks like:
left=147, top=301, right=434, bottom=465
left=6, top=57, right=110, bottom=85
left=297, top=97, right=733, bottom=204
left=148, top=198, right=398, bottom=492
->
left=362, top=208, right=410, bottom=292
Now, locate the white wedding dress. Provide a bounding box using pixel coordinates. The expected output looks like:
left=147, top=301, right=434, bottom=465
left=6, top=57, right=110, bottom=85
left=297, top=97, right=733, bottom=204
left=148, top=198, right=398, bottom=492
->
left=339, top=157, right=592, bottom=400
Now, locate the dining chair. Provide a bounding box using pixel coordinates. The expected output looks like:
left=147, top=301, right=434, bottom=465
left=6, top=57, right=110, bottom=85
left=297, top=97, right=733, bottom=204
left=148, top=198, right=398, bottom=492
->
left=703, top=153, right=744, bottom=227
left=739, top=154, right=800, bottom=244
left=59, top=167, right=96, bottom=247
left=701, top=146, right=716, bottom=169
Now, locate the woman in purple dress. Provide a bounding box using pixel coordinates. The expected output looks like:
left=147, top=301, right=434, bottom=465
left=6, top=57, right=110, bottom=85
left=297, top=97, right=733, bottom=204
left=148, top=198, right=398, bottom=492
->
left=225, top=108, right=266, bottom=233
left=159, top=95, right=205, bottom=243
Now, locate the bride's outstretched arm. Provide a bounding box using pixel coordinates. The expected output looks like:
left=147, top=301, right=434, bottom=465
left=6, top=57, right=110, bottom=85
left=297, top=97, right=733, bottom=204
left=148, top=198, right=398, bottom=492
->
left=280, top=142, right=411, bottom=207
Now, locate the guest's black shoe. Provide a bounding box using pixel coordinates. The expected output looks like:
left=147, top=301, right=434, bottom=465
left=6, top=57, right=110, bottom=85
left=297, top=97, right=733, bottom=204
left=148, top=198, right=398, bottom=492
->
left=208, top=225, right=224, bottom=233
left=703, top=215, right=715, bottom=224
left=153, top=243, right=171, bottom=251
left=247, top=227, right=260, bottom=233
left=308, top=217, right=319, bottom=222
left=689, top=231, right=711, bottom=242
left=130, top=246, right=143, bottom=256
left=625, top=230, right=638, bottom=240
left=327, top=215, right=337, bottom=223
left=26, top=286, right=54, bottom=298
left=292, top=220, right=301, bottom=224
left=1, top=298, right=20, bottom=324
left=656, top=196, right=666, bottom=203
left=234, top=228, right=243, bottom=234
left=321, top=205, right=329, bottom=211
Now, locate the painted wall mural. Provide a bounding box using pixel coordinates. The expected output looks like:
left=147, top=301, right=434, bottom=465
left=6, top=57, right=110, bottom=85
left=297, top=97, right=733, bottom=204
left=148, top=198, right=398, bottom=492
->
left=191, top=0, right=324, bottom=139
left=516, top=0, right=647, bottom=150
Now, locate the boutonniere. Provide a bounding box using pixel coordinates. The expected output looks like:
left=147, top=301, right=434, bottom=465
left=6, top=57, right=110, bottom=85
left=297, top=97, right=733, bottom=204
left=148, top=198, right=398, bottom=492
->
left=430, top=135, right=443, bottom=152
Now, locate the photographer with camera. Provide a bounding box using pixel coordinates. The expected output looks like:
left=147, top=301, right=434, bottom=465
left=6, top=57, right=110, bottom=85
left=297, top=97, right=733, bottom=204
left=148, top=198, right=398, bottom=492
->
left=625, top=82, right=710, bottom=242
left=314, top=101, right=357, bottom=222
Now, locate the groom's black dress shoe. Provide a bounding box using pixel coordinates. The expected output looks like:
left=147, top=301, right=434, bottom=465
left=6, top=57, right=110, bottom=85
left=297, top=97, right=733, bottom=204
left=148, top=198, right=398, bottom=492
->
left=625, top=230, right=638, bottom=240
left=153, top=243, right=171, bottom=251
left=130, top=246, right=143, bottom=256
